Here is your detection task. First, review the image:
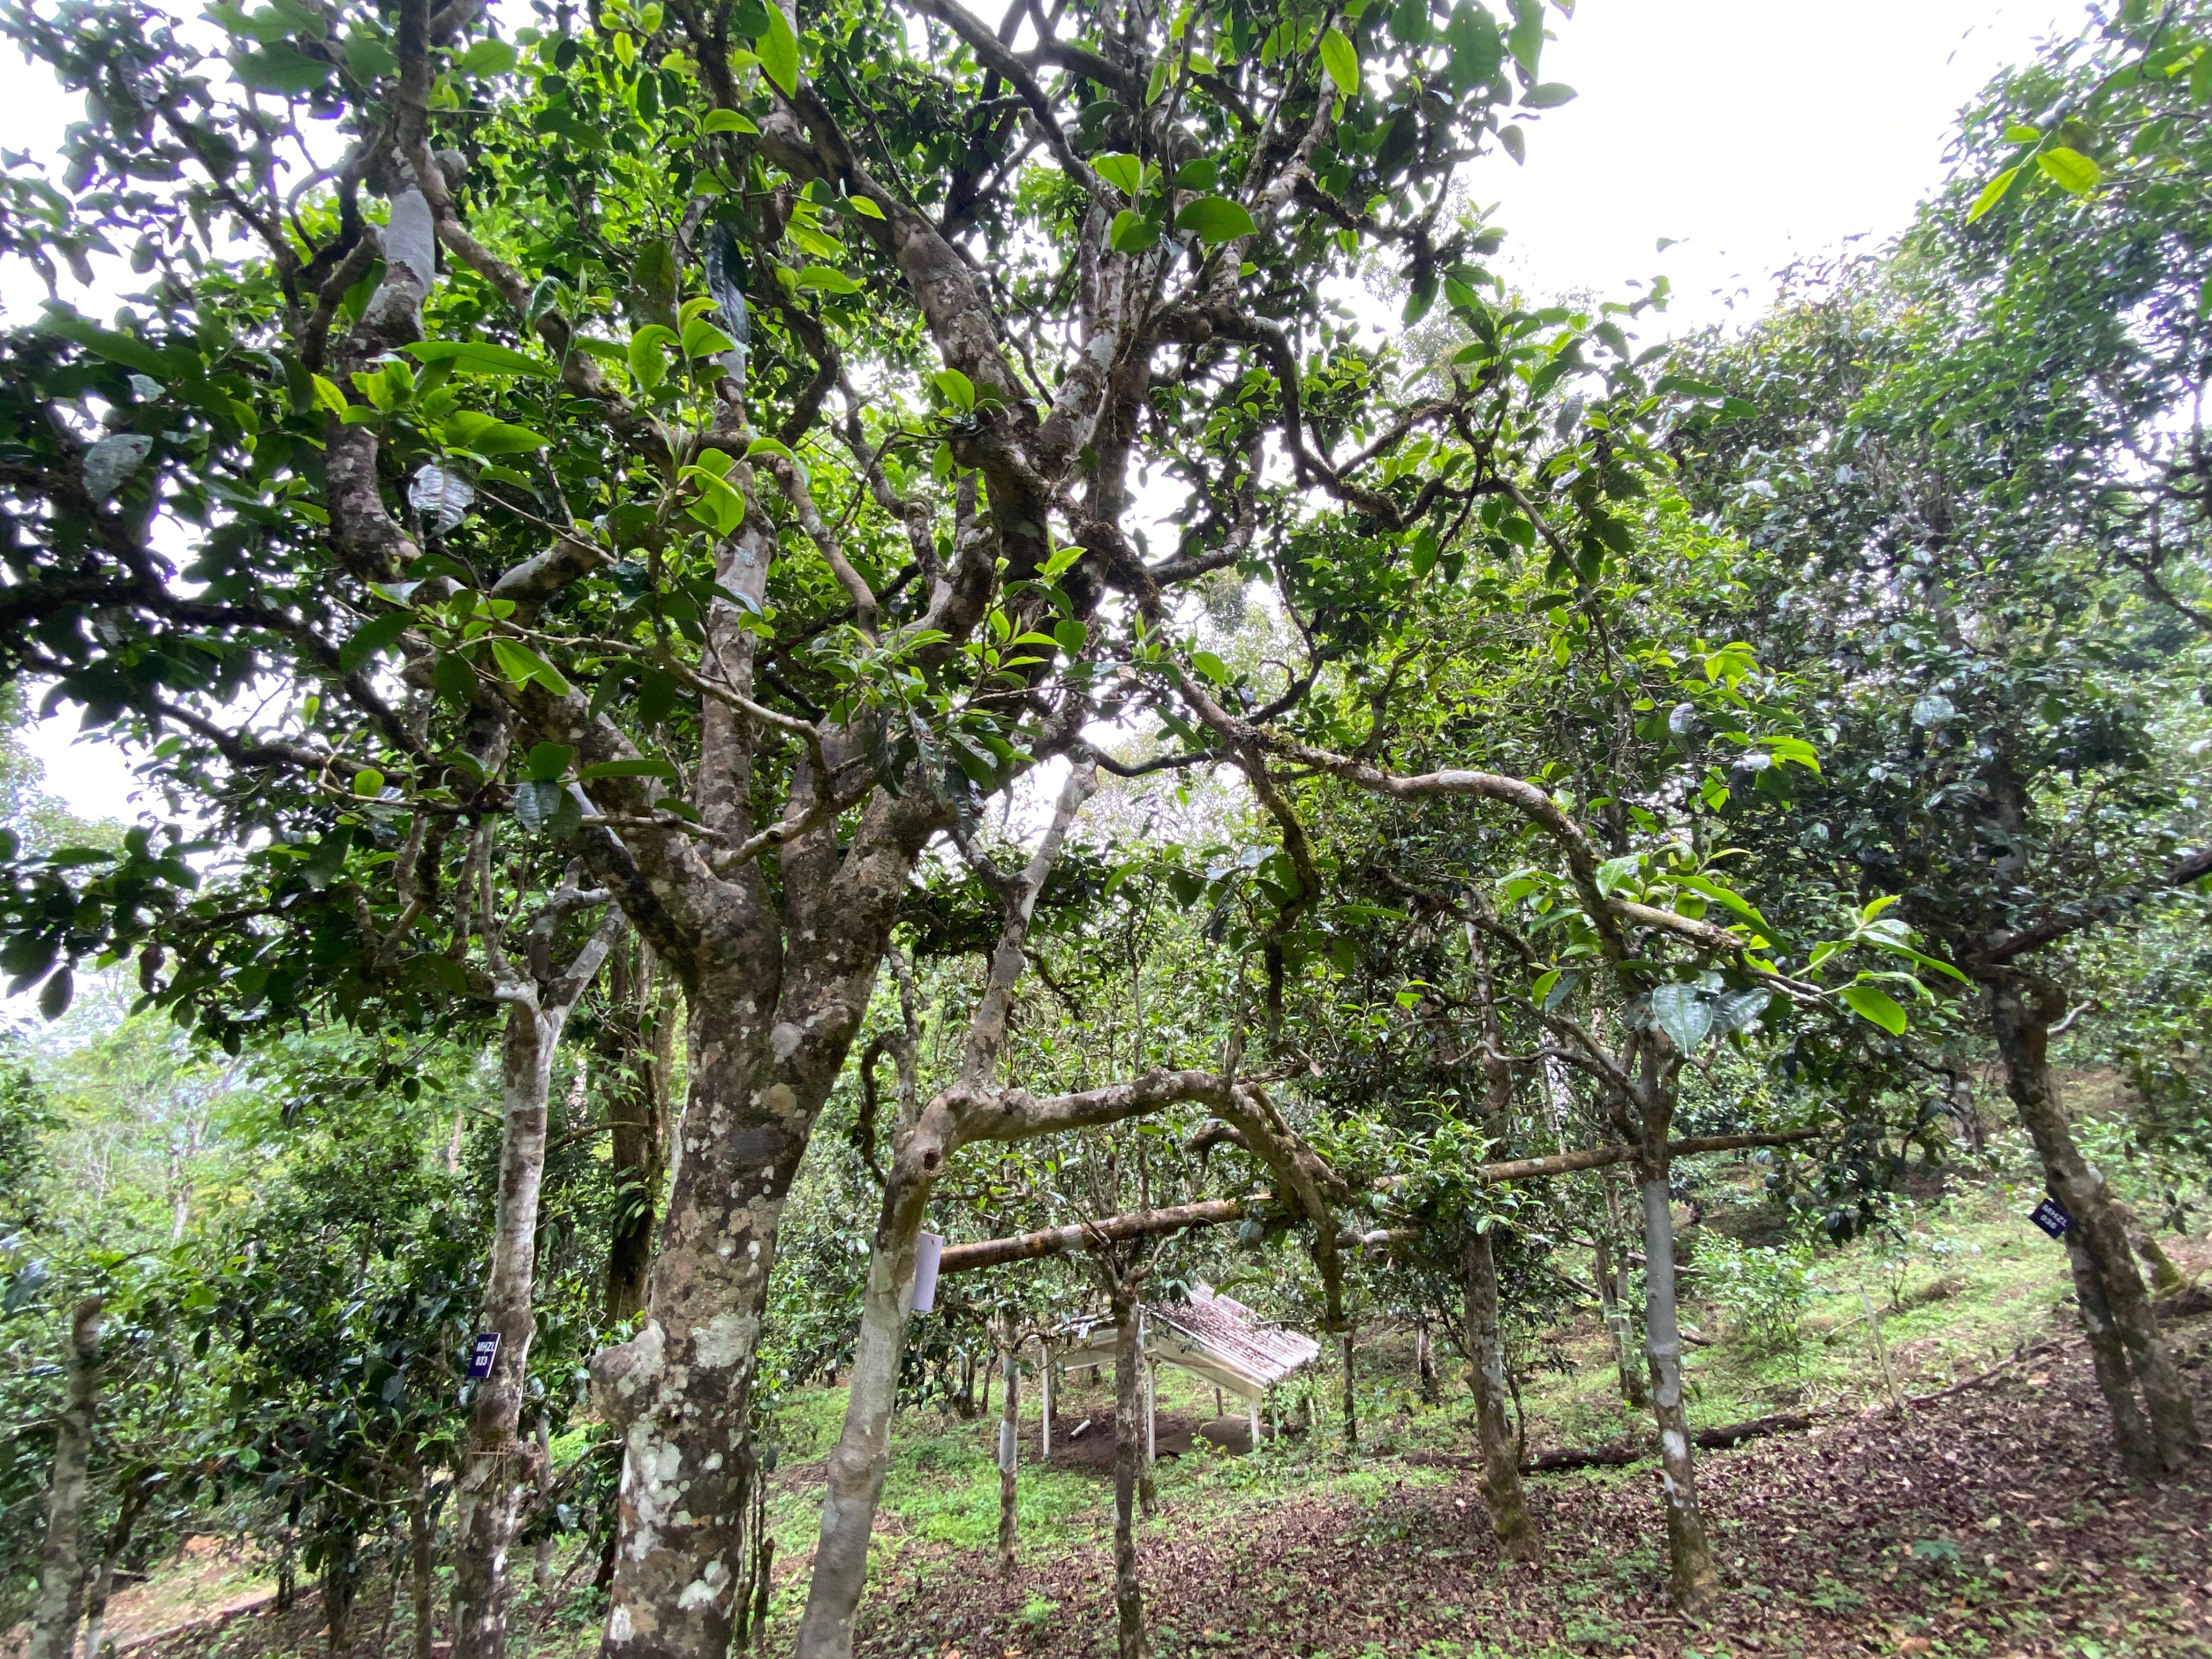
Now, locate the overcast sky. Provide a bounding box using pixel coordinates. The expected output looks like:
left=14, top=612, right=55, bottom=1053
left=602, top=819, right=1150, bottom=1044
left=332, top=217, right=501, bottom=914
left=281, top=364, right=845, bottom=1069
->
left=1, top=0, right=2072, bottom=822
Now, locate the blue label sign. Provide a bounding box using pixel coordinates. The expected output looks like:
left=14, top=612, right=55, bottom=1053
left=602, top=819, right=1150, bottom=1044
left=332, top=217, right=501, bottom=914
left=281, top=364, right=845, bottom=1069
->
left=2029, top=1197, right=2073, bottom=1239
left=467, top=1332, right=500, bottom=1380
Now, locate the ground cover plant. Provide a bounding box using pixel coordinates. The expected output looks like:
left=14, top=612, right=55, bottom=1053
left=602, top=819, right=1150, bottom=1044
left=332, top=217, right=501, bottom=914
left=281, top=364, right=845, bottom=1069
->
left=0, top=0, right=2209, bottom=1656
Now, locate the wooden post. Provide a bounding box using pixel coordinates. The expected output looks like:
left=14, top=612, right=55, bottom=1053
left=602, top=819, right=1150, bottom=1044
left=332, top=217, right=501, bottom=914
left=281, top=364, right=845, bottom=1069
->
left=1247, top=1392, right=1262, bottom=1455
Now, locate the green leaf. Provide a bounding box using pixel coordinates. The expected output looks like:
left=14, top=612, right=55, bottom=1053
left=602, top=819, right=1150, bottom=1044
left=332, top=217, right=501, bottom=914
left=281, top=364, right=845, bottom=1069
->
left=1174, top=158, right=1219, bottom=189
left=339, top=610, right=411, bottom=673
left=311, top=373, right=350, bottom=415
left=628, top=322, right=677, bottom=391
left=703, top=107, right=759, bottom=134
left=1507, top=0, right=1543, bottom=75
left=524, top=742, right=574, bottom=782
left=1708, top=986, right=1771, bottom=1037
left=794, top=266, right=861, bottom=294
left=1173, top=195, right=1257, bottom=245
left=38, top=966, right=74, bottom=1021
left=1521, top=81, right=1575, bottom=108
left=929, top=368, right=977, bottom=412
left=1191, top=650, right=1230, bottom=686
left=1317, top=25, right=1360, bottom=96
left=682, top=317, right=738, bottom=355
left=579, top=757, right=679, bottom=780
left=352, top=767, right=386, bottom=798
left=489, top=638, right=573, bottom=696
left=1109, top=209, right=1161, bottom=254
left=231, top=43, right=334, bottom=95
left=1093, top=152, right=1144, bottom=197
left=1676, top=874, right=1773, bottom=939
left=1840, top=982, right=1908, bottom=1036
left=513, top=779, right=564, bottom=832
left=41, top=313, right=172, bottom=377
left=403, top=340, right=554, bottom=377
left=456, top=38, right=518, bottom=75
left=441, top=411, right=550, bottom=455
left=2036, top=146, right=2100, bottom=195
left=758, top=5, right=799, bottom=96
left=1498, top=124, right=1526, bottom=166
left=1389, top=0, right=1430, bottom=47
left=1649, top=982, right=1713, bottom=1054
left=1966, top=166, right=2020, bottom=222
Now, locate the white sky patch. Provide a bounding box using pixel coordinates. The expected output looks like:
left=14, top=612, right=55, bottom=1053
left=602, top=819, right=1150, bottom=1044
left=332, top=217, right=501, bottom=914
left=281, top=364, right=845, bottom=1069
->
left=1479, top=0, right=2062, bottom=333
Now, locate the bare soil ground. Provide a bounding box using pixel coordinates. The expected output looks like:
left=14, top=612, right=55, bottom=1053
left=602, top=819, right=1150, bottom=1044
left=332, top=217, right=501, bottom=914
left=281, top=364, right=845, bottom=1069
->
left=847, top=1320, right=2212, bottom=1659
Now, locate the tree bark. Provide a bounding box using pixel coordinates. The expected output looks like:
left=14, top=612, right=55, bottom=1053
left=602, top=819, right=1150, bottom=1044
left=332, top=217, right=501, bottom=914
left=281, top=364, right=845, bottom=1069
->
left=590, top=766, right=948, bottom=1659
left=454, top=909, right=619, bottom=1659
left=78, top=1473, right=148, bottom=1659
left=409, top=1452, right=438, bottom=1659
left=1109, top=1279, right=1149, bottom=1659
left=1987, top=972, right=2198, bottom=1473
left=28, top=1297, right=101, bottom=1659
left=996, top=1331, right=1019, bottom=1572
left=1460, top=926, right=1538, bottom=1557
left=1340, top=1329, right=1357, bottom=1453
left=1638, top=1167, right=1719, bottom=1613
left=790, top=1171, right=930, bottom=1659
left=1462, top=1228, right=1540, bottom=1562
left=603, top=941, right=677, bottom=1325
left=1599, top=1171, right=1647, bottom=1408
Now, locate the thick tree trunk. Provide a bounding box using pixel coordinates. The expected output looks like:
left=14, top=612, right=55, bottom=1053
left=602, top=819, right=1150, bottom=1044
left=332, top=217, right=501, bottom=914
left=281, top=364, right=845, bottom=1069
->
left=409, top=1454, right=438, bottom=1659
left=996, top=1335, right=1019, bottom=1572
left=452, top=998, right=568, bottom=1659
left=1639, top=1170, right=1719, bottom=1612
left=1110, top=1290, right=1148, bottom=1659
left=1461, top=1229, right=1540, bottom=1562
left=28, top=1297, right=101, bottom=1659
left=322, top=1550, right=357, bottom=1658
left=604, top=944, right=676, bottom=1325
left=1988, top=974, right=2198, bottom=1474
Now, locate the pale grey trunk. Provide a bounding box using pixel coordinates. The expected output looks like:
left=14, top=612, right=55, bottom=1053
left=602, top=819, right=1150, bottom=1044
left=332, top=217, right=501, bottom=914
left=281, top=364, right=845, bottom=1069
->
left=1599, top=1173, right=1646, bottom=1408
left=995, top=1337, right=1019, bottom=1571
left=28, top=1298, right=101, bottom=1659
left=1640, top=1177, right=1718, bottom=1612
left=1110, top=1293, right=1148, bottom=1659
left=1461, top=1228, right=1539, bottom=1561
left=451, top=1003, right=563, bottom=1659
left=789, top=1183, right=929, bottom=1659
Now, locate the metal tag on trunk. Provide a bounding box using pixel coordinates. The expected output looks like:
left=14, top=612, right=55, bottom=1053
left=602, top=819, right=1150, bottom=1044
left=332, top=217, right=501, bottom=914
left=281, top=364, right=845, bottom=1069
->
left=467, top=1332, right=501, bottom=1379
left=2028, top=1197, right=2073, bottom=1239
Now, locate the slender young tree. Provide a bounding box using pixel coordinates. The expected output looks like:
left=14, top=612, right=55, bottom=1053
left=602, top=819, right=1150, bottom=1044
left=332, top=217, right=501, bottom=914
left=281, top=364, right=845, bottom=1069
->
left=26, top=1299, right=101, bottom=1659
